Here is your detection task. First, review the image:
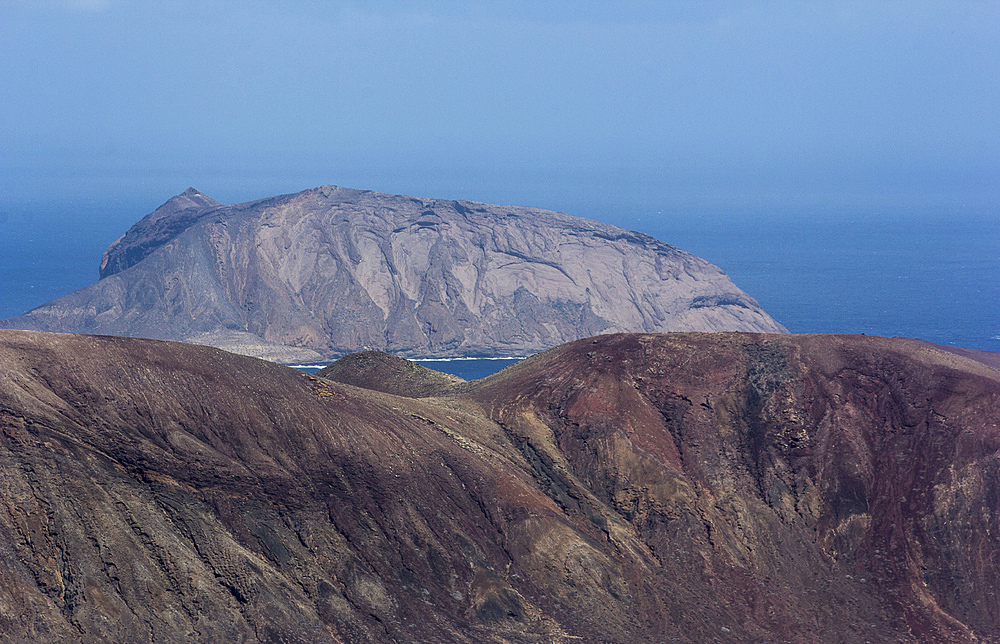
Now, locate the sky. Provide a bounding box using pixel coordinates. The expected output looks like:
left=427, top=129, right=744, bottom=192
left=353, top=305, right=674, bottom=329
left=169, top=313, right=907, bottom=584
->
left=1, top=0, right=998, bottom=220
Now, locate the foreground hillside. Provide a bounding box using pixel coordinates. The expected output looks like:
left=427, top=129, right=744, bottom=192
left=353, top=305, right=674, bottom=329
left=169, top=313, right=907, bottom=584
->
left=0, top=186, right=785, bottom=362
left=1, top=330, right=998, bottom=642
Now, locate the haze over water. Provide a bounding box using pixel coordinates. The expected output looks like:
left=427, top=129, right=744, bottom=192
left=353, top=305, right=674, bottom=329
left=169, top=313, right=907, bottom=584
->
left=1, top=2, right=996, bottom=363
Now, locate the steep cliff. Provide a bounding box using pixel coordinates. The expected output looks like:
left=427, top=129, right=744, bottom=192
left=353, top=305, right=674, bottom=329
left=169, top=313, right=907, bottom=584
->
left=1, top=186, right=785, bottom=361
left=1, top=329, right=998, bottom=642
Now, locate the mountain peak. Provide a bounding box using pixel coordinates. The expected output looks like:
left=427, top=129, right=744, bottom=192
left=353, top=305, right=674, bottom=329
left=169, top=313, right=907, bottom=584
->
left=5, top=185, right=787, bottom=360
left=166, top=187, right=220, bottom=208
left=95, top=188, right=222, bottom=278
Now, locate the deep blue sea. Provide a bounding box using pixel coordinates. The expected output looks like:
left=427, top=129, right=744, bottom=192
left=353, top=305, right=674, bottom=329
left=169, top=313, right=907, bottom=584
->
left=641, top=207, right=1000, bottom=354
left=1, top=200, right=997, bottom=379
left=291, top=358, right=524, bottom=379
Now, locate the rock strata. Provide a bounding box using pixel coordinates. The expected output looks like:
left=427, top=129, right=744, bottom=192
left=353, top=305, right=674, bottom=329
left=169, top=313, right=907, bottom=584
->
left=0, top=186, right=785, bottom=361
left=1, top=329, right=999, bottom=642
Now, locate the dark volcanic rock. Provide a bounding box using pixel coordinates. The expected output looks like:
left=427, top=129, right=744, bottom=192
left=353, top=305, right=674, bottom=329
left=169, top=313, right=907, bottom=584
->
left=2, top=329, right=999, bottom=642
left=0, top=330, right=551, bottom=643
left=0, top=186, right=785, bottom=362
left=317, top=350, right=464, bottom=398
left=471, top=333, right=1000, bottom=642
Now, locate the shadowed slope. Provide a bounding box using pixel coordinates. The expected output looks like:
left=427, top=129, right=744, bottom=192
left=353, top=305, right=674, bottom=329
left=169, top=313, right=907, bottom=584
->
left=99, top=188, right=222, bottom=278
left=0, top=330, right=573, bottom=643
left=1, top=330, right=999, bottom=642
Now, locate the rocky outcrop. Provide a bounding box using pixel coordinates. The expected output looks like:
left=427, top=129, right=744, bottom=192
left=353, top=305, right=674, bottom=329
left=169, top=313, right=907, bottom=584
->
left=1, top=329, right=999, bottom=642
left=0, top=186, right=785, bottom=362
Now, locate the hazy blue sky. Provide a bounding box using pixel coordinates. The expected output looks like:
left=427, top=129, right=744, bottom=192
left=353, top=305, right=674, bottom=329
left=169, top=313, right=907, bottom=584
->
left=2, top=0, right=997, bottom=219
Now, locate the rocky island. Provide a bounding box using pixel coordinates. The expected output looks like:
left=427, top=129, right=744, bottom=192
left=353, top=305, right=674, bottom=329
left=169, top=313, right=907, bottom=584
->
left=1, top=329, right=998, bottom=642
left=0, top=186, right=785, bottom=362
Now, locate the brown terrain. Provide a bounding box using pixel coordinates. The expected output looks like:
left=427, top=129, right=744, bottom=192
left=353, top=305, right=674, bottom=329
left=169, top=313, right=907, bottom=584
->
left=0, top=186, right=785, bottom=362
left=1, top=329, right=999, bottom=643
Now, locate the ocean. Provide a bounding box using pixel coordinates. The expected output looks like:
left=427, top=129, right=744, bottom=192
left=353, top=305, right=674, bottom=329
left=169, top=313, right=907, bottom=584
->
left=2, top=200, right=997, bottom=379
left=641, top=206, right=1000, bottom=353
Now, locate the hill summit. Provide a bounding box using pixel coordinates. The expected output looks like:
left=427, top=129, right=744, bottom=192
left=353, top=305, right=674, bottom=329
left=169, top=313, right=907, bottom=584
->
left=1, top=186, right=786, bottom=361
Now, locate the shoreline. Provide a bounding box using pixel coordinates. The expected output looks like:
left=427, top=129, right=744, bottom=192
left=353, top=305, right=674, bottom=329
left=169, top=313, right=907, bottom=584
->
left=286, top=355, right=530, bottom=370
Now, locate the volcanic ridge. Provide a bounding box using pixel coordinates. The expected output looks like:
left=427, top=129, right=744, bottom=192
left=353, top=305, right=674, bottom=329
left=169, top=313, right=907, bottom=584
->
left=1, top=329, right=998, bottom=642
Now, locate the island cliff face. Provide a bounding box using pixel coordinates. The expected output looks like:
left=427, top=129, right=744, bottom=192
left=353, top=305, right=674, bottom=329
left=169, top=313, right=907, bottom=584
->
left=0, top=186, right=785, bottom=361
left=1, top=329, right=999, bottom=643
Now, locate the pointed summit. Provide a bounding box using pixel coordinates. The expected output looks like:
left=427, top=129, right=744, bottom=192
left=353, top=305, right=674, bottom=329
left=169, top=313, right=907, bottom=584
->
left=98, top=188, right=222, bottom=278
left=163, top=187, right=220, bottom=212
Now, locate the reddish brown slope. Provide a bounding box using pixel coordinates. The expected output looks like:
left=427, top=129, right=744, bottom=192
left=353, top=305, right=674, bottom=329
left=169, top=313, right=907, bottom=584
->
left=469, top=333, right=1000, bottom=642
left=0, top=331, right=567, bottom=643
left=1, top=330, right=999, bottom=642
left=908, top=337, right=1000, bottom=371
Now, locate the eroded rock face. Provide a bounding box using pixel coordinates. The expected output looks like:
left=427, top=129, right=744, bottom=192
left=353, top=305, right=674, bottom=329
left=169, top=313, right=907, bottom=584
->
left=470, top=333, right=1000, bottom=642
left=2, top=329, right=998, bottom=642
left=0, top=186, right=785, bottom=361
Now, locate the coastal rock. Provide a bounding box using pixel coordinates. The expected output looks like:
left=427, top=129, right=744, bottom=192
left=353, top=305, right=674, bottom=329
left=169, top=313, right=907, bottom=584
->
left=0, top=186, right=785, bottom=361
left=1, top=329, right=999, bottom=642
